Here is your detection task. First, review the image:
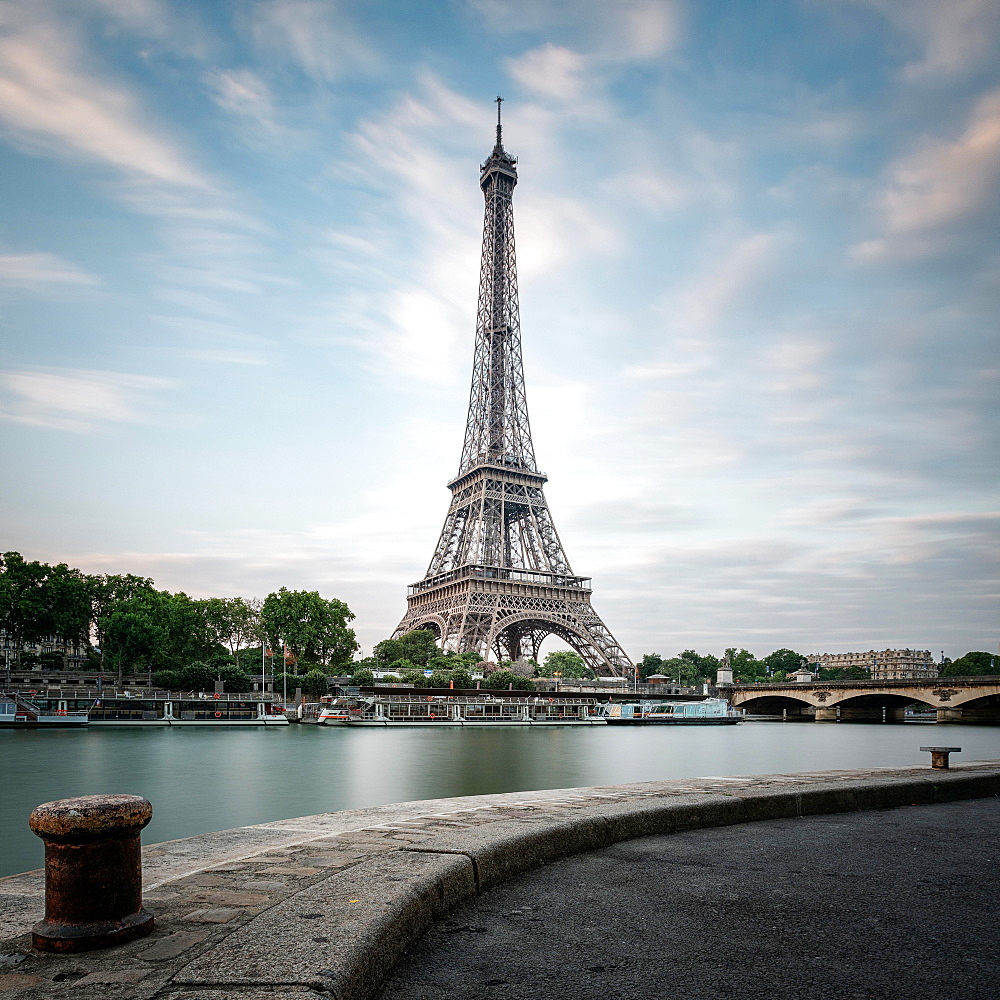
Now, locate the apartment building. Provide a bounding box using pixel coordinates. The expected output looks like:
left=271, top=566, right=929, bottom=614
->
left=1, top=630, right=90, bottom=670
left=805, top=648, right=938, bottom=681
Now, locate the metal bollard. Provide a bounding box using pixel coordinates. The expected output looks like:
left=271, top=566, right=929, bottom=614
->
left=919, top=746, right=962, bottom=770
left=29, top=794, right=154, bottom=952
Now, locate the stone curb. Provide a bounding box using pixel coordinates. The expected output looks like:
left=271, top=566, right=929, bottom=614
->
left=276, top=767, right=1000, bottom=999
left=1, top=763, right=997, bottom=1000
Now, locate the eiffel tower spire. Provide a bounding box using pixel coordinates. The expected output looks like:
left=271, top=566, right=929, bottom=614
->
left=392, top=101, right=631, bottom=676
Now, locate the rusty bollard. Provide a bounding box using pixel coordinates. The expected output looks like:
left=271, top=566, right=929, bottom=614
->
left=920, top=746, right=962, bottom=770
left=29, top=794, right=154, bottom=952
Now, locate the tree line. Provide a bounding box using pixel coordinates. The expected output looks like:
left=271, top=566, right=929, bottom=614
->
left=352, top=633, right=596, bottom=692
left=639, top=647, right=999, bottom=682
left=0, top=552, right=358, bottom=690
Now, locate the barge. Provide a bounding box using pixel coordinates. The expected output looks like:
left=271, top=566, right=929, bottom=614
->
left=6, top=691, right=289, bottom=726
left=0, top=693, right=89, bottom=727
left=317, top=692, right=607, bottom=726
left=600, top=697, right=742, bottom=725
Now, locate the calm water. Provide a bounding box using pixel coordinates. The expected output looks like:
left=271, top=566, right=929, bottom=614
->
left=2, top=723, right=999, bottom=878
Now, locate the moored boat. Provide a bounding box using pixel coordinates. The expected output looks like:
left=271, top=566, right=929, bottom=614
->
left=0, top=693, right=89, bottom=727
left=317, top=692, right=607, bottom=726
left=12, top=691, right=289, bottom=726
left=600, top=697, right=742, bottom=725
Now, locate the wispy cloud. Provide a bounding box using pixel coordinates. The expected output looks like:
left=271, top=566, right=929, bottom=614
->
left=854, top=87, right=1000, bottom=261
left=864, top=0, right=1000, bottom=81
left=0, top=4, right=207, bottom=188
left=0, top=368, right=175, bottom=432
left=507, top=43, right=589, bottom=102
left=0, top=3, right=272, bottom=332
left=241, top=0, right=379, bottom=82
left=0, top=252, right=98, bottom=288
left=470, top=0, right=680, bottom=61
left=204, top=68, right=278, bottom=132
left=79, top=0, right=216, bottom=61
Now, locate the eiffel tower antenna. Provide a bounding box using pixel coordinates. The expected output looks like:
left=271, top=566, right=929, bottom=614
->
left=391, top=102, right=632, bottom=675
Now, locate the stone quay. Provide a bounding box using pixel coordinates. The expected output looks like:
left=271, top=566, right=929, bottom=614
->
left=1, top=761, right=998, bottom=998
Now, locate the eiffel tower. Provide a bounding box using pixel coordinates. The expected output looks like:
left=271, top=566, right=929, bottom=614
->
left=391, top=98, right=632, bottom=676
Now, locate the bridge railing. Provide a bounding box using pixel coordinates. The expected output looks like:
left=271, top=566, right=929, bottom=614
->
left=729, top=675, right=994, bottom=691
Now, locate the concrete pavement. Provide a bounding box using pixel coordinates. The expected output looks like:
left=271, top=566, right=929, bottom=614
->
left=382, top=797, right=1000, bottom=1000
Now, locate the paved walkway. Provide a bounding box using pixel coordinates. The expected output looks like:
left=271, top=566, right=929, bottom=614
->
left=382, top=797, right=1000, bottom=1000
left=0, top=763, right=997, bottom=999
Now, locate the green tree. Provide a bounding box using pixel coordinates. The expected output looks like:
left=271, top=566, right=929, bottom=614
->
left=397, top=629, right=439, bottom=666
left=352, top=667, right=375, bottom=687
left=400, top=668, right=430, bottom=687
left=941, top=652, right=997, bottom=677
left=678, top=649, right=721, bottom=679
left=261, top=588, right=358, bottom=667
left=176, top=662, right=216, bottom=690
left=638, top=653, right=665, bottom=680
left=152, top=669, right=182, bottom=689
left=372, top=638, right=405, bottom=664
left=45, top=563, right=92, bottom=657
left=725, top=648, right=767, bottom=682
left=102, top=603, right=167, bottom=679
left=0, top=553, right=54, bottom=667
left=88, top=573, right=156, bottom=667
left=763, top=648, right=805, bottom=676
left=202, top=597, right=261, bottom=667
left=161, top=593, right=216, bottom=669
left=427, top=653, right=458, bottom=672
left=373, top=630, right=439, bottom=667
left=300, top=669, right=331, bottom=695
left=450, top=667, right=473, bottom=689
left=540, top=650, right=594, bottom=679
left=817, top=665, right=870, bottom=681
left=486, top=669, right=535, bottom=691
left=660, top=657, right=701, bottom=685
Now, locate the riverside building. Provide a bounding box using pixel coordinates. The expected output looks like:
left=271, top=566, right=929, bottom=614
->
left=805, top=648, right=938, bottom=681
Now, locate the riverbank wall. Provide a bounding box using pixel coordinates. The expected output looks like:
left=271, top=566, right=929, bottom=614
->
left=2, top=761, right=998, bottom=999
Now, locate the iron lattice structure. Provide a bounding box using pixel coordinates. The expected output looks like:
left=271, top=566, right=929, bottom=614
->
left=392, top=100, right=632, bottom=676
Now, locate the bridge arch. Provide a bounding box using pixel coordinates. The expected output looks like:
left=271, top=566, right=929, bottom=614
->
left=826, top=691, right=934, bottom=722
left=949, top=692, right=1000, bottom=724
left=735, top=693, right=817, bottom=719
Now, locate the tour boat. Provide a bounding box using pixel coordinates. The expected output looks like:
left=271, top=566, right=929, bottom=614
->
left=0, top=693, right=89, bottom=727
left=317, top=692, right=607, bottom=727
left=600, top=697, right=742, bottom=725
left=9, top=691, right=289, bottom=726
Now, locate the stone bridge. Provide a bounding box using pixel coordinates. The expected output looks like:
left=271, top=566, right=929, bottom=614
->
left=725, top=676, right=1000, bottom=723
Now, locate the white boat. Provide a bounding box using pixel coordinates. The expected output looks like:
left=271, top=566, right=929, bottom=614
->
left=10, top=691, right=289, bottom=726
left=600, top=697, right=743, bottom=725
left=0, top=693, right=89, bottom=727
left=317, top=692, right=607, bottom=727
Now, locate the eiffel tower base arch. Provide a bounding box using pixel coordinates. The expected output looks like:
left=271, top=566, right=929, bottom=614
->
left=393, top=582, right=630, bottom=676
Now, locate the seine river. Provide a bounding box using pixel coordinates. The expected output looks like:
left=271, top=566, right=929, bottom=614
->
left=3, top=723, right=999, bottom=878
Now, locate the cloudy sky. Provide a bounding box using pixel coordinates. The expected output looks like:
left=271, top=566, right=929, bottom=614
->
left=1, top=0, right=997, bottom=662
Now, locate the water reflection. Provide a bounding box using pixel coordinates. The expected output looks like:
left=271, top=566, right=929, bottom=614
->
left=3, top=723, right=998, bottom=878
